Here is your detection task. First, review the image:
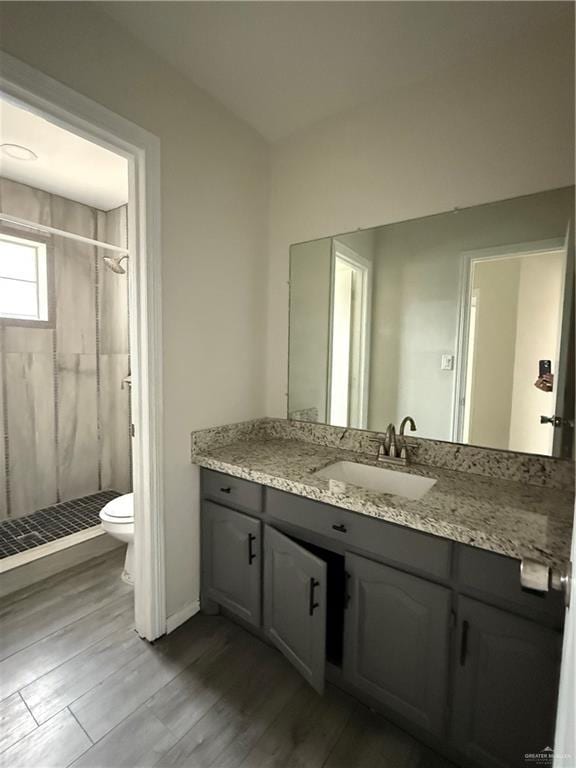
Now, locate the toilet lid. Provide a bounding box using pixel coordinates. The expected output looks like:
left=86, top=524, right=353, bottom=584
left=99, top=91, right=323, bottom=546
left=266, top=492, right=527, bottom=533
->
left=100, top=493, right=134, bottom=520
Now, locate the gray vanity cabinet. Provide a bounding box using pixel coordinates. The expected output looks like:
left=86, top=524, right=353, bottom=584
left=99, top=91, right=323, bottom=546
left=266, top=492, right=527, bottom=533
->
left=343, top=552, right=451, bottom=736
left=451, top=597, right=561, bottom=768
left=202, top=501, right=262, bottom=627
left=264, top=525, right=327, bottom=694
left=200, top=471, right=564, bottom=768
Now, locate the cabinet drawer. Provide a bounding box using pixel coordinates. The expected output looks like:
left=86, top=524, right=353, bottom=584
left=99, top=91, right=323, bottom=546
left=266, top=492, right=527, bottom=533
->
left=266, top=489, right=452, bottom=580
left=202, top=469, right=263, bottom=513
left=456, top=545, right=564, bottom=626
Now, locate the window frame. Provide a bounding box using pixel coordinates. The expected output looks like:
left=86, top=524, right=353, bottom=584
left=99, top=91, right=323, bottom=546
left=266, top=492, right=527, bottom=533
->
left=0, top=226, right=55, bottom=329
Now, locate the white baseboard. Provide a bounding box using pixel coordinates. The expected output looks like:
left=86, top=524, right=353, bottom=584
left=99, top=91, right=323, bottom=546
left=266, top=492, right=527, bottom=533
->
left=166, top=599, right=200, bottom=634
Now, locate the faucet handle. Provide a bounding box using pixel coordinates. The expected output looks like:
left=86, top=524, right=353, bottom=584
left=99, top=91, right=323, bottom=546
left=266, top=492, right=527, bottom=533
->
left=388, top=430, right=398, bottom=458
left=368, top=434, right=387, bottom=460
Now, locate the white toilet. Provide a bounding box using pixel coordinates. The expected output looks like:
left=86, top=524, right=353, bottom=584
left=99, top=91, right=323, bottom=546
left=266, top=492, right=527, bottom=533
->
left=99, top=492, right=134, bottom=585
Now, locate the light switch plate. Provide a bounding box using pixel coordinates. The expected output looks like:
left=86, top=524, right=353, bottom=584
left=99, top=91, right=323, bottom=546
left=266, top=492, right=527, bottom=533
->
left=441, top=354, right=455, bottom=371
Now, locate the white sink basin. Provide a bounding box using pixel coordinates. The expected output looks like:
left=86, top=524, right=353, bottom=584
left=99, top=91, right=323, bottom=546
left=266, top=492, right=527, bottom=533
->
left=314, top=461, right=437, bottom=500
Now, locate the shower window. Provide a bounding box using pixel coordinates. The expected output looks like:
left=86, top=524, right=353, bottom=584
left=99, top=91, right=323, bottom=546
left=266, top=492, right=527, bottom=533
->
left=0, top=232, right=50, bottom=323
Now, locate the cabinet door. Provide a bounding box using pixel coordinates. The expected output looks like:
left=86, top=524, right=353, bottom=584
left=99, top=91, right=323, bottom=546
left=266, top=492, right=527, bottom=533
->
left=264, top=525, right=327, bottom=694
left=452, top=597, right=561, bottom=768
left=343, top=553, right=451, bottom=735
left=203, top=501, right=261, bottom=627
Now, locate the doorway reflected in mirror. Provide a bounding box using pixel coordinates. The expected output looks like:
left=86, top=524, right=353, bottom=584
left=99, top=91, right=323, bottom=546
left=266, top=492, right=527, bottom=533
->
left=288, top=186, right=575, bottom=458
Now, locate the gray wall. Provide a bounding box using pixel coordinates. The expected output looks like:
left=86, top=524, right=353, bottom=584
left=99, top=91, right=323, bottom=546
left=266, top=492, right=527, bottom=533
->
left=288, top=238, right=332, bottom=422
left=0, top=178, right=131, bottom=519
left=367, top=186, right=574, bottom=440
left=468, top=258, right=521, bottom=450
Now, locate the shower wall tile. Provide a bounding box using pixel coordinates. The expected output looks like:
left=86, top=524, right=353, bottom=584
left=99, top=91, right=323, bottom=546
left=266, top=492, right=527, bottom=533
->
left=57, top=354, right=99, bottom=502
left=54, top=235, right=97, bottom=354
left=52, top=196, right=97, bottom=354
left=104, top=206, right=128, bottom=250
left=98, top=256, right=129, bottom=353
left=0, top=180, right=131, bottom=518
left=98, top=207, right=129, bottom=354
left=4, top=327, right=53, bottom=354
left=5, top=353, right=57, bottom=518
left=0, top=178, right=52, bottom=225
left=100, top=354, right=132, bottom=493
left=51, top=192, right=96, bottom=241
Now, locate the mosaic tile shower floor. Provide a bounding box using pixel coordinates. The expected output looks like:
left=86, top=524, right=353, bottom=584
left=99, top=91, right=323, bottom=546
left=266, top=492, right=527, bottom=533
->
left=0, top=490, right=121, bottom=559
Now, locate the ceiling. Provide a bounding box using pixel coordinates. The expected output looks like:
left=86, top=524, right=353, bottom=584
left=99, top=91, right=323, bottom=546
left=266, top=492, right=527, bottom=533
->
left=0, top=98, right=129, bottom=210
left=102, top=1, right=572, bottom=143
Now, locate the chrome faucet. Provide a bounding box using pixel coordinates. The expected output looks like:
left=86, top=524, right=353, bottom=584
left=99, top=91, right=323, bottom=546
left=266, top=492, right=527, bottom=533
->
left=398, top=416, right=417, bottom=460
left=399, top=416, right=416, bottom=437
left=370, top=423, right=399, bottom=463
left=384, top=423, right=398, bottom=458
left=369, top=417, right=417, bottom=464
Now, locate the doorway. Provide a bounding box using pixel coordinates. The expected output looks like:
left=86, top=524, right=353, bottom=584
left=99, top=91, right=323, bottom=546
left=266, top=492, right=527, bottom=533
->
left=328, top=240, right=371, bottom=429
left=455, top=239, right=568, bottom=456
left=0, top=51, right=165, bottom=640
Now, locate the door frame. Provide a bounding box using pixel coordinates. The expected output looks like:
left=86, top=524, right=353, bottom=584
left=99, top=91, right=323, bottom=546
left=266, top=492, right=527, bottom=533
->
left=453, top=237, right=566, bottom=448
left=554, top=503, right=576, bottom=765
left=0, top=51, right=166, bottom=641
left=553, top=221, right=575, bottom=457
left=329, top=239, right=372, bottom=429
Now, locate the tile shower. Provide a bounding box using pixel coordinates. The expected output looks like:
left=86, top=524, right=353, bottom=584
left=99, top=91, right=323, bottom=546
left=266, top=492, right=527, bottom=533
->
left=0, top=177, right=132, bottom=559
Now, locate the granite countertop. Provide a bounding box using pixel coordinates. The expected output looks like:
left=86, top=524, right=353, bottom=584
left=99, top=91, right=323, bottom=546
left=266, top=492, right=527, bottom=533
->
left=192, top=437, right=575, bottom=569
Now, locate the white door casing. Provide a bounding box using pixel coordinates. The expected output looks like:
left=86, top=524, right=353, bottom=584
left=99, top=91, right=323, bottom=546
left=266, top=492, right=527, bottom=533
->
left=554, top=501, right=576, bottom=766
left=0, top=51, right=166, bottom=641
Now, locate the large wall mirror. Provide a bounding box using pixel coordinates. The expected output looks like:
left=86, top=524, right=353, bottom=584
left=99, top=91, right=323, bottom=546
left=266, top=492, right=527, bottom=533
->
left=288, top=187, right=575, bottom=458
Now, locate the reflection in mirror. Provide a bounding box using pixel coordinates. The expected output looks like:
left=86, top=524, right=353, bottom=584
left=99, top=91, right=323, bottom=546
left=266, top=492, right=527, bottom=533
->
left=288, top=187, right=575, bottom=457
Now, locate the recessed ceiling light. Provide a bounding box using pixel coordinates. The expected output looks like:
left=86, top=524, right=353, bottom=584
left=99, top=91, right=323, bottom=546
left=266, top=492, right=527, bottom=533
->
left=1, top=144, right=38, bottom=161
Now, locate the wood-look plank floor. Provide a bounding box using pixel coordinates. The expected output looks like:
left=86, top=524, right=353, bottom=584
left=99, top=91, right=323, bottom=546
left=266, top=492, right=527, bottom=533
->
left=0, top=550, right=457, bottom=768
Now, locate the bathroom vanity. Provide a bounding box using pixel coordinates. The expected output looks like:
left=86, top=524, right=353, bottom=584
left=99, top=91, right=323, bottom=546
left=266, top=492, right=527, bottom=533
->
left=193, top=425, right=572, bottom=768
left=194, top=186, right=575, bottom=768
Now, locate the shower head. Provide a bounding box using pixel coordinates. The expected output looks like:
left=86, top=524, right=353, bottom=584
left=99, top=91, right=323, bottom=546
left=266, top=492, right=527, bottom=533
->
left=103, top=254, right=128, bottom=274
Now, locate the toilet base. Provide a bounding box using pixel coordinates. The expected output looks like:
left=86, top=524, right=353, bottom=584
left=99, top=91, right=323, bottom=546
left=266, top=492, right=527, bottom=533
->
left=121, top=569, right=134, bottom=586
left=122, top=542, right=134, bottom=586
